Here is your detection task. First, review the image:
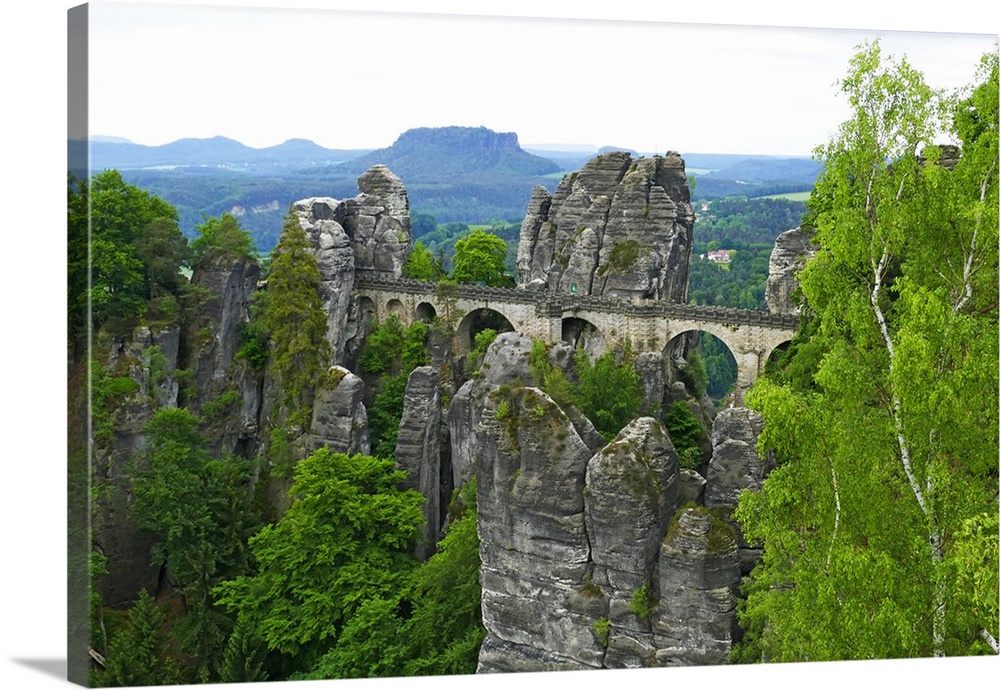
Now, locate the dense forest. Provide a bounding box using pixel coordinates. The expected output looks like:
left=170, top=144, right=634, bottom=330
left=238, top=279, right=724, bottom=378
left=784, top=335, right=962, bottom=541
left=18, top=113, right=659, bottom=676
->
left=68, top=43, right=997, bottom=686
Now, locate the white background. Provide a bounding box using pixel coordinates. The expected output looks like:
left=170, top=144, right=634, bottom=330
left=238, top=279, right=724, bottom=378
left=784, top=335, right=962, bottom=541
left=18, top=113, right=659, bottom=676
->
left=1, top=2, right=998, bottom=690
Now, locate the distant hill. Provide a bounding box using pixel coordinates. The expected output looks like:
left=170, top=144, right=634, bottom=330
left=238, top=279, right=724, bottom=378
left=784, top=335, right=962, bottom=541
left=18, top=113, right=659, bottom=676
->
left=73, top=135, right=371, bottom=173
left=335, top=126, right=561, bottom=179
left=686, top=155, right=820, bottom=200
left=705, top=157, right=821, bottom=184
left=68, top=129, right=821, bottom=253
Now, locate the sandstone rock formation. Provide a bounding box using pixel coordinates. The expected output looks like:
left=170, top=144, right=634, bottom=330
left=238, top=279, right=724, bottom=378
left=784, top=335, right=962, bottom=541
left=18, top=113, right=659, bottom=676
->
left=704, top=406, right=774, bottom=573
left=517, top=151, right=694, bottom=302
left=468, top=337, right=752, bottom=671
left=307, top=366, right=370, bottom=456
left=293, top=164, right=413, bottom=363
left=91, top=326, right=184, bottom=606
left=764, top=227, right=816, bottom=315
left=585, top=418, right=680, bottom=668
left=394, top=365, right=442, bottom=560
left=184, top=255, right=263, bottom=456
left=654, top=507, right=741, bottom=665
left=476, top=384, right=599, bottom=672
left=705, top=407, right=772, bottom=509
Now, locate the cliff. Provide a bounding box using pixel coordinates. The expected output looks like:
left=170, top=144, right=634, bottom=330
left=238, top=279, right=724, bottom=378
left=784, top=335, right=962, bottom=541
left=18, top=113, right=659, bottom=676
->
left=517, top=151, right=694, bottom=301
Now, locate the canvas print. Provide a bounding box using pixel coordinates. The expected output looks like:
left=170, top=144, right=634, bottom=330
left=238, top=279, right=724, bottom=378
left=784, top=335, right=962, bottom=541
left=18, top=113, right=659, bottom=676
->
left=67, top=1, right=999, bottom=687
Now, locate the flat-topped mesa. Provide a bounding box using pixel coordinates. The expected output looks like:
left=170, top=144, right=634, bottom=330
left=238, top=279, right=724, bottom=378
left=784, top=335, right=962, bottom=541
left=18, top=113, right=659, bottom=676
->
left=517, top=151, right=694, bottom=302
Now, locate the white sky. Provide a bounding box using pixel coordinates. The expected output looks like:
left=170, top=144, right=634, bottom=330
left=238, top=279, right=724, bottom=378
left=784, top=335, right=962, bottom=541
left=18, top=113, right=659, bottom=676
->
left=85, top=0, right=999, bottom=157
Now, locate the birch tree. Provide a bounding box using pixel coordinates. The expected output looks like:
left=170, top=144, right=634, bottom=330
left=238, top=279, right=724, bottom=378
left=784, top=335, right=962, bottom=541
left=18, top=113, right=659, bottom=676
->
left=735, top=44, right=998, bottom=661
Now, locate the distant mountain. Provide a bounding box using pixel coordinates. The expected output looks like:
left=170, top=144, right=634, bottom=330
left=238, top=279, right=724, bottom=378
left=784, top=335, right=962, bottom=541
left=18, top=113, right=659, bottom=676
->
left=705, top=157, right=821, bottom=184
left=336, top=126, right=561, bottom=179
left=685, top=155, right=820, bottom=200
left=67, top=128, right=822, bottom=253
left=76, top=135, right=371, bottom=172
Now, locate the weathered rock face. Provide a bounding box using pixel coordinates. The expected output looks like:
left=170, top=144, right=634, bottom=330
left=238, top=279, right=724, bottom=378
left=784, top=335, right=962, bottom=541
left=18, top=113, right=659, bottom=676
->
left=764, top=227, right=816, bottom=315
left=342, top=164, right=413, bottom=278
left=705, top=407, right=772, bottom=509
left=476, top=384, right=600, bottom=672
left=92, top=326, right=184, bottom=606
left=585, top=418, right=680, bottom=669
left=467, top=338, right=748, bottom=671
left=653, top=507, right=741, bottom=666
left=394, top=365, right=442, bottom=560
left=292, top=197, right=358, bottom=365
left=293, top=164, right=413, bottom=364
left=448, top=333, right=539, bottom=487
left=704, top=407, right=773, bottom=574
left=185, top=256, right=263, bottom=456
left=517, top=151, right=694, bottom=302
left=307, top=366, right=370, bottom=457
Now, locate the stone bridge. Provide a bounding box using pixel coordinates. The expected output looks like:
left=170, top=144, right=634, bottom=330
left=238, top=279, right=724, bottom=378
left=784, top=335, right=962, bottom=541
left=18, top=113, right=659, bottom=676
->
left=354, top=274, right=799, bottom=395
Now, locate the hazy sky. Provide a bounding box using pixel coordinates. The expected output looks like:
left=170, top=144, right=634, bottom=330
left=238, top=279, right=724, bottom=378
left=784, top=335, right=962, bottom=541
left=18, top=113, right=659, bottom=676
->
left=85, top=1, right=998, bottom=157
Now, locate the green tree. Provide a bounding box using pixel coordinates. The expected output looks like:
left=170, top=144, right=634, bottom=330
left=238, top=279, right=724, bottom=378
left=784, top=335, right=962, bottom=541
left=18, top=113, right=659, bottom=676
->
left=213, top=448, right=425, bottom=676
left=99, top=589, right=180, bottom=687
left=191, top=212, right=257, bottom=267
left=303, top=479, right=485, bottom=679
left=402, top=241, right=446, bottom=280
left=735, top=45, right=998, bottom=661
left=662, top=401, right=704, bottom=470
left=70, top=170, right=182, bottom=338
left=265, top=210, right=331, bottom=427
left=450, top=229, right=514, bottom=287
left=130, top=408, right=258, bottom=680
left=358, top=316, right=430, bottom=458
left=572, top=349, right=644, bottom=441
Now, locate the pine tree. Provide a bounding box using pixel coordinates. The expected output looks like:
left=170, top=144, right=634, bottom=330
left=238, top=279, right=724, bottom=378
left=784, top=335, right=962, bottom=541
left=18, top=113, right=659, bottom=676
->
left=265, top=209, right=332, bottom=428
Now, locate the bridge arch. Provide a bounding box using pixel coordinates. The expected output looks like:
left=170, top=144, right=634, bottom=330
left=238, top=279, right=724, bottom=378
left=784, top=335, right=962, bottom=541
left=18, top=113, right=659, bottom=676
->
left=455, top=308, right=515, bottom=357
left=664, top=330, right=739, bottom=402
left=386, top=298, right=405, bottom=319
left=415, top=301, right=437, bottom=323
left=560, top=316, right=608, bottom=358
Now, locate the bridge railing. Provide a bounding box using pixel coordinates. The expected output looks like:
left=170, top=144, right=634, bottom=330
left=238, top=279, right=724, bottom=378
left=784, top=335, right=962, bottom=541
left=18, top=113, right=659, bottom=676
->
left=354, top=273, right=800, bottom=330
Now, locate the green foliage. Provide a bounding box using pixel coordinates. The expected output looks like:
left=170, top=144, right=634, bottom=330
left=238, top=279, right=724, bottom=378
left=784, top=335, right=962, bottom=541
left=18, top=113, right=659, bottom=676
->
left=359, top=316, right=430, bottom=458
left=68, top=170, right=187, bottom=341
left=678, top=350, right=708, bottom=399
left=130, top=408, right=259, bottom=680
left=302, top=480, right=484, bottom=680
left=572, top=350, right=644, bottom=441
left=191, top=212, right=257, bottom=266
left=450, top=228, right=515, bottom=287
left=264, top=210, right=331, bottom=427
left=698, top=333, right=738, bottom=399
left=213, top=448, right=425, bottom=674
left=735, top=45, right=999, bottom=661
left=629, top=583, right=652, bottom=620
left=694, top=196, right=806, bottom=247
left=593, top=617, right=611, bottom=648
left=98, top=590, right=180, bottom=688
left=402, top=241, right=446, bottom=281
left=201, top=388, right=242, bottom=421
left=688, top=242, right=772, bottom=310
left=663, top=401, right=704, bottom=469
left=466, top=327, right=498, bottom=374
left=599, top=239, right=644, bottom=276
left=527, top=339, right=574, bottom=408
left=90, top=360, right=140, bottom=443
left=265, top=425, right=295, bottom=480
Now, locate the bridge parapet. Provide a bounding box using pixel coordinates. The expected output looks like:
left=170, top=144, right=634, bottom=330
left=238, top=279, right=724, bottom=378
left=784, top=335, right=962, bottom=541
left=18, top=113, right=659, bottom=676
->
left=354, top=274, right=800, bottom=331
left=353, top=274, right=801, bottom=397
